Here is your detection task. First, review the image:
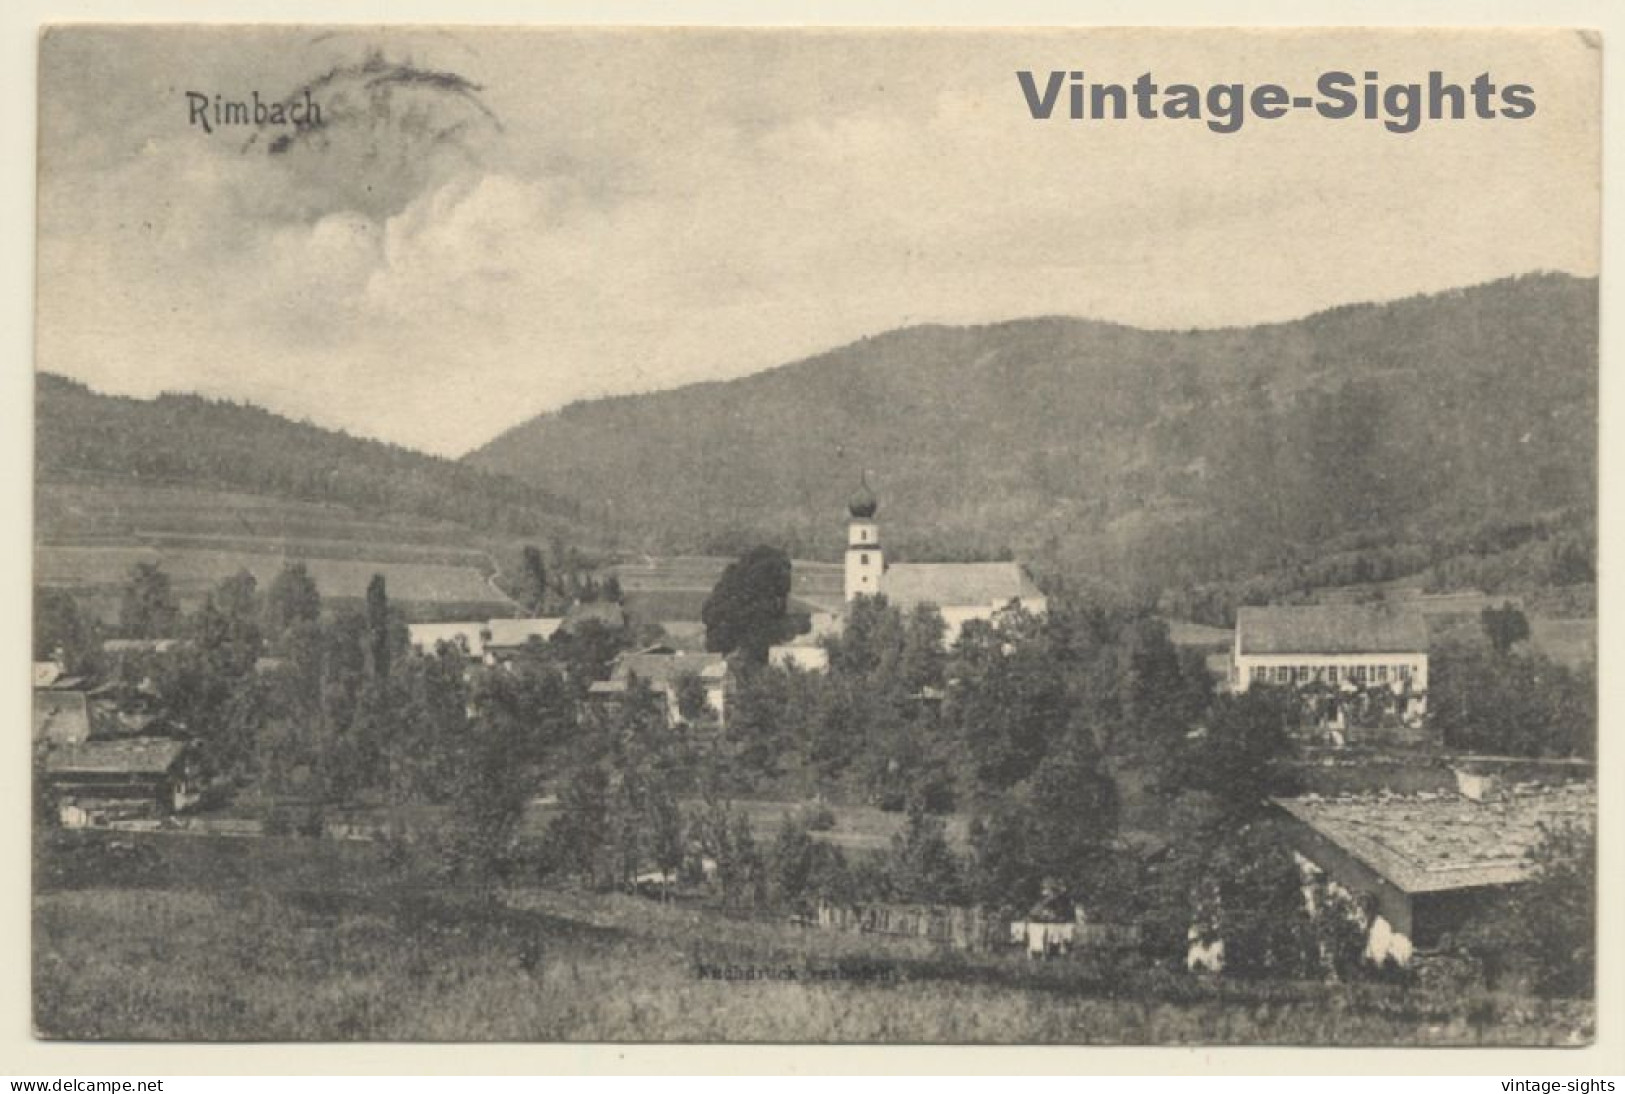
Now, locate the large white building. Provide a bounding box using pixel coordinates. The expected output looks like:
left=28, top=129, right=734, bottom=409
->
left=769, top=478, right=1048, bottom=666
left=843, top=478, right=1046, bottom=636
left=1231, top=603, right=1429, bottom=730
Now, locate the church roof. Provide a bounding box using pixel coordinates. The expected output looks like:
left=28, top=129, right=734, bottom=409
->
left=1235, top=604, right=1427, bottom=657
left=881, top=562, right=1043, bottom=611
left=848, top=479, right=878, bottom=519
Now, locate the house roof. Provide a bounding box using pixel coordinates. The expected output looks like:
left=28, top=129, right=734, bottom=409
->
left=45, top=737, right=189, bottom=777
left=566, top=601, right=626, bottom=630
left=1235, top=604, right=1427, bottom=657
left=880, top=562, right=1044, bottom=611
left=611, top=650, right=729, bottom=688
left=653, top=620, right=709, bottom=651
left=1274, top=782, right=1595, bottom=894
left=34, top=691, right=92, bottom=743
left=1165, top=620, right=1235, bottom=650
left=407, top=622, right=487, bottom=657
left=485, top=617, right=565, bottom=649
left=770, top=644, right=830, bottom=670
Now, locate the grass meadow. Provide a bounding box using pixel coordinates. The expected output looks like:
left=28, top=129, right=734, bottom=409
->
left=32, top=830, right=1593, bottom=1044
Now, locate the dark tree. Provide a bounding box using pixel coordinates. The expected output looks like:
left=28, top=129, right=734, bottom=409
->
left=119, top=561, right=180, bottom=638
left=1481, top=601, right=1532, bottom=655
left=702, top=545, right=792, bottom=664
left=34, top=587, right=103, bottom=676
left=899, top=604, right=948, bottom=692
left=520, top=545, right=549, bottom=615
left=1176, top=688, right=1298, bottom=817
left=365, top=574, right=391, bottom=680
left=945, top=614, right=1070, bottom=790
left=549, top=618, right=631, bottom=696
left=264, top=561, right=322, bottom=641
left=1458, top=821, right=1595, bottom=996
left=545, top=681, right=686, bottom=891
left=1023, top=729, right=1120, bottom=893
left=443, top=663, right=571, bottom=887
left=689, top=796, right=766, bottom=908
left=673, top=671, right=710, bottom=723
left=1430, top=640, right=1595, bottom=758
left=966, top=802, right=1041, bottom=915
left=888, top=802, right=963, bottom=905
left=771, top=813, right=849, bottom=907
left=1115, top=616, right=1207, bottom=767
left=196, top=572, right=264, bottom=678
left=1192, top=825, right=1324, bottom=981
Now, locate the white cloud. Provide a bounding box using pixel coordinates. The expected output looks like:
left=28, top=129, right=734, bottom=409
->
left=35, top=27, right=1601, bottom=456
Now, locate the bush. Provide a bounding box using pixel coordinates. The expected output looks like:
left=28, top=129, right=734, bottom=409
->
left=798, top=802, right=836, bottom=831
left=262, top=806, right=293, bottom=837
left=1452, top=821, right=1595, bottom=997
left=296, top=806, right=326, bottom=839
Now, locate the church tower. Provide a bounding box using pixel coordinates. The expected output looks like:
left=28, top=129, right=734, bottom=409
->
left=845, top=474, right=883, bottom=602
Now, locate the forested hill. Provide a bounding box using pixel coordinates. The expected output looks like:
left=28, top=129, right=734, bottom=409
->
left=36, top=374, right=590, bottom=540
left=466, top=273, right=1597, bottom=600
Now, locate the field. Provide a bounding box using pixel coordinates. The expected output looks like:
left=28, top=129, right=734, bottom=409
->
left=36, top=479, right=518, bottom=620
left=522, top=797, right=971, bottom=855
left=33, top=830, right=1592, bottom=1044
left=611, top=555, right=845, bottom=624
left=35, top=480, right=863, bottom=626
left=1527, top=617, right=1596, bottom=671
left=720, top=799, right=972, bottom=854
left=37, top=544, right=507, bottom=616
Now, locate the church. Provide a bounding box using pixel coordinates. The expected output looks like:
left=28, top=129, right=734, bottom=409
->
left=772, top=478, right=1048, bottom=668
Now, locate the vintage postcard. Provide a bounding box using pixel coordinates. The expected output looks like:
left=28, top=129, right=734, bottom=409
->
left=31, top=25, right=1599, bottom=1046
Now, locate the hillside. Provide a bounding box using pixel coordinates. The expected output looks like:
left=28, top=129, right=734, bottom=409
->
left=35, top=375, right=601, bottom=621
left=38, top=374, right=590, bottom=540
left=467, top=273, right=1597, bottom=608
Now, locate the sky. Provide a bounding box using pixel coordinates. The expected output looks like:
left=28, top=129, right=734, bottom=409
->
left=35, top=27, right=1600, bottom=456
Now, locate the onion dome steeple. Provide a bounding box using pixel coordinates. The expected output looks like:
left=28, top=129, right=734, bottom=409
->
left=848, top=472, right=878, bottom=519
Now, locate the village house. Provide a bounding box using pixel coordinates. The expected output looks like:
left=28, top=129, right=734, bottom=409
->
left=768, top=610, right=843, bottom=673
left=1271, top=779, right=1595, bottom=964
left=34, top=688, right=93, bottom=746
left=409, top=603, right=629, bottom=666
left=43, top=737, right=200, bottom=828
left=592, top=647, right=732, bottom=728
left=483, top=617, right=566, bottom=660
left=1231, top=603, right=1429, bottom=741
left=565, top=599, right=627, bottom=633
left=407, top=621, right=491, bottom=661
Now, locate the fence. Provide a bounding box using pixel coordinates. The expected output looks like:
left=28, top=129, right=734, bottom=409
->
left=808, top=901, right=1145, bottom=955
left=813, top=901, right=1004, bottom=951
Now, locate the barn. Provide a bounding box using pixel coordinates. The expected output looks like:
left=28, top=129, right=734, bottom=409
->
left=1272, top=780, right=1595, bottom=961
left=44, top=738, right=198, bottom=827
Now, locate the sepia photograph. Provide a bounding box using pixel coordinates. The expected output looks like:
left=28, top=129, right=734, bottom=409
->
left=29, top=24, right=1601, bottom=1047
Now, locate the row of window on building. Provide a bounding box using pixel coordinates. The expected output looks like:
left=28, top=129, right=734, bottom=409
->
left=1248, top=663, right=1415, bottom=686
